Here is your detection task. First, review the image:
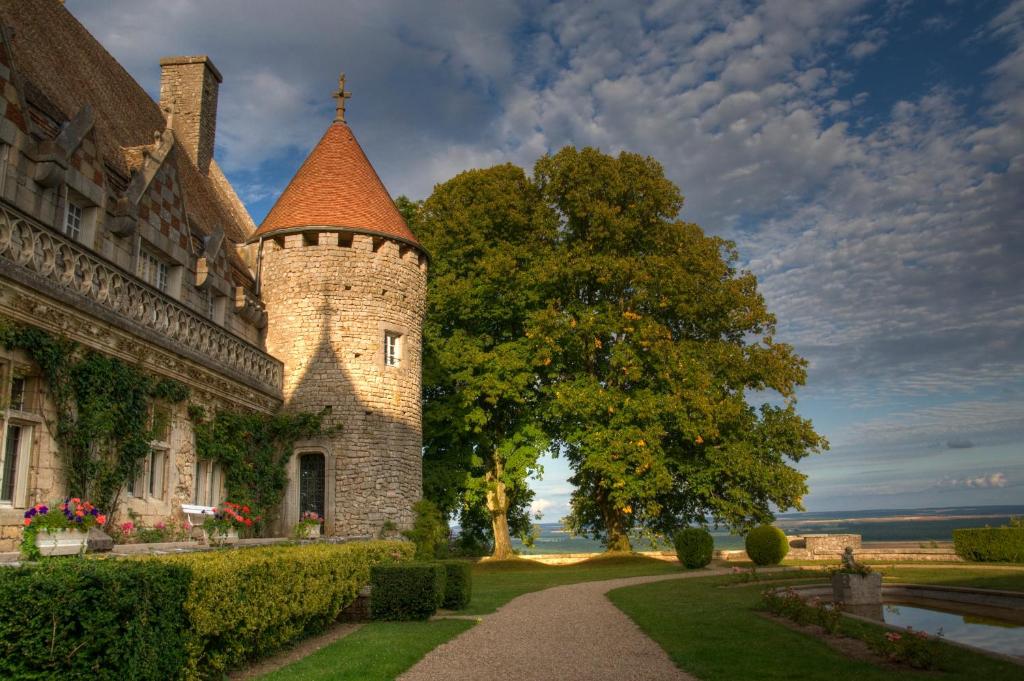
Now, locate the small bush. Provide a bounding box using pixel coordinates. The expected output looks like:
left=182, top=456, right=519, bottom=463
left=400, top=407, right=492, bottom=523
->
left=673, top=527, right=714, bottom=569
left=440, top=560, right=473, bottom=609
left=0, top=558, right=190, bottom=680
left=745, top=525, right=789, bottom=566
left=159, top=539, right=412, bottom=679
left=371, top=562, right=446, bottom=620
left=953, top=527, right=1024, bottom=563
left=403, top=499, right=449, bottom=560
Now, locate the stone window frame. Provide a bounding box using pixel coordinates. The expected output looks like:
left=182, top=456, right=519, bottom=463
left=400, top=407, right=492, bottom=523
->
left=378, top=321, right=410, bottom=372
left=127, top=403, right=172, bottom=501
left=286, top=444, right=333, bottom=534
left=0, top=360, right=40, bottom=509
left=138, top=246, right=170, bottom=293
left=60, top=186, right=98, bottom=247
left=192, top=458, right=224, bottom=507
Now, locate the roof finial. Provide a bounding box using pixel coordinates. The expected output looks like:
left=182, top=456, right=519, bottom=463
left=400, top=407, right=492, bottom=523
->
left=333, top=73, right=352, bottom=122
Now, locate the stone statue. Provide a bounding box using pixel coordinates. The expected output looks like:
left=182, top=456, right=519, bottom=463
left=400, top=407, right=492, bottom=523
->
left=842, top=546, right=857, bottom=571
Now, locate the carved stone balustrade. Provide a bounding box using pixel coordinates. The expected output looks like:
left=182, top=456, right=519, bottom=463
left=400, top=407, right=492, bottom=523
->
left=0, top=205, right=282, bottom=396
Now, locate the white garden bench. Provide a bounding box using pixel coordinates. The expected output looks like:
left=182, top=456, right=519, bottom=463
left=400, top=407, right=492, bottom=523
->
left=181, top=503, right=216, bottom=528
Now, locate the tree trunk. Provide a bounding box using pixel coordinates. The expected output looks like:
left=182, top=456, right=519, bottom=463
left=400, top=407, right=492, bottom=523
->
left=597, top=486, right=632, bottom=553
left=485, top=455, right=515, bottom=560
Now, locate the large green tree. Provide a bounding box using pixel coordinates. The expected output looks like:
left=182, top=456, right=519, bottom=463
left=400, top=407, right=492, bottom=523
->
left=414, top=165, right=556, bottom=559
left=531, top=147, right=827, bottom=551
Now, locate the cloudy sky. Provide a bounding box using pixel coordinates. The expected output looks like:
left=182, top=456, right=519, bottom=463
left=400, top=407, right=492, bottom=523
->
left=67, top=0, right=1023, bottom=516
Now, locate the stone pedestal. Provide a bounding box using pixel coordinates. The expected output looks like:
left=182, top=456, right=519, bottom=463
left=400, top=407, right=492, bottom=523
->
left=831, top=572, right=882, bottom=605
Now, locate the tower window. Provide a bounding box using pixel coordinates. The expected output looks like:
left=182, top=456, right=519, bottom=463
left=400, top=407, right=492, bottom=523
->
left=384, top=331, right=402, bottom=368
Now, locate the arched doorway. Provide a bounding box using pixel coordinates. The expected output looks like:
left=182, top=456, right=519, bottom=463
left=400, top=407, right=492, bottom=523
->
left=298, top=451, right=326, bottom=519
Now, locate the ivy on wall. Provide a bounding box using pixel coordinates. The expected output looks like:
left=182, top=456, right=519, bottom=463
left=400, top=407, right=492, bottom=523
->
left=189, top=405, right=330, bottom=532
left=0, top=322, right=189, bottom=523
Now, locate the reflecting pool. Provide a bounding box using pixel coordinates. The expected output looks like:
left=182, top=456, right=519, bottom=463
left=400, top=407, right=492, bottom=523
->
left=883, top=603, right=1024, bottom=658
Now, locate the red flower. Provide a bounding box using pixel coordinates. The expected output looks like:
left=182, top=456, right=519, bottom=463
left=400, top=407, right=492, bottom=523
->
left=97, top=514, right=107, bottom=525
left=242, top=505, right=250, bottom=514
left=244, top=518, right=253, bottom=527
left=23, top=518, right=30, bottom=526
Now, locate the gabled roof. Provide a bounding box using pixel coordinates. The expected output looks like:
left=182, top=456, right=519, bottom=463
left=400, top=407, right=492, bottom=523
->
left=252, top=121, right=420, bottom=248
left=0, top=0, right=256, bottom=245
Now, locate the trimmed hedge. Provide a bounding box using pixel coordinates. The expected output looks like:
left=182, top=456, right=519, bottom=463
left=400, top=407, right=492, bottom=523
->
left=745, top=525, right=789, bottom=566
left=673, top=527, right=714, bottom=569
left=440, top=560, right=473, bottom=609
left=953, top=527, right=1024, bottom=563
left=371, top=562, right=446, bottom=620
left=160, top=539, right=413, bottom=680
left=0, top=558, right=190, bottom=681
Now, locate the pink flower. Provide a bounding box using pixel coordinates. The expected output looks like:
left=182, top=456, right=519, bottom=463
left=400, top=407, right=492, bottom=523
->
left=886, top=632, right=902, bottom=642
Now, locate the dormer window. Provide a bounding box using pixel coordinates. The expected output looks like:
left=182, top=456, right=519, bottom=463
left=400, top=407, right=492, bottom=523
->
left=139, top=248, right=169, bottom=292
left=384, top=331, right=402, bottom=368
left=64, top=200, right=83, bottom=240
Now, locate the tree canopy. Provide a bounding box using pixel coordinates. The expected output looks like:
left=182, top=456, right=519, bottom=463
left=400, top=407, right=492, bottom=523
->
left=532, top=147, right=827, bottom=550
left=413, top=146, right=827, bottom=554
left=413, top=164, right=556, bottom=558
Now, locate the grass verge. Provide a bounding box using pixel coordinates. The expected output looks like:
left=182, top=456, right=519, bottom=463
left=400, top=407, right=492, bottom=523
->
left=259, top=620, right=475, bottom=681
left=609, top=569, right=1024, bottom=681
left=460, top=553, right=684, bottom=615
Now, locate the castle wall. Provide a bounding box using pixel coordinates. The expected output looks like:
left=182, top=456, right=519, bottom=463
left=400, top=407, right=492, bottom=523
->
left=261, top=231, right=427, bottom=536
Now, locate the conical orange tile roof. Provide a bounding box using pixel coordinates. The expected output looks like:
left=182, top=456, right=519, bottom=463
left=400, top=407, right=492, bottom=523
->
left=252, top=121, right=419, bottom=247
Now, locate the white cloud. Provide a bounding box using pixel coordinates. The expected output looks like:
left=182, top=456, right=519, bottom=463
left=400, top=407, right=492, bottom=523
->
left=940, top=472, right=1009, bottom=489
left=530, top=498, right=555, bottom=518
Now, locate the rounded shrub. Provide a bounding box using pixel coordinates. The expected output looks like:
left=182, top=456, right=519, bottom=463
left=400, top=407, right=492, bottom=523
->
left=745, top=525, right=789, bottom=566
left=673, top=527, right=714, bottom=569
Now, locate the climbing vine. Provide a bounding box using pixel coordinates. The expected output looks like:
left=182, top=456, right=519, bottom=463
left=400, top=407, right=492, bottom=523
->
left=0, top=322, right=189, bottom=526
left=189, top=405, right=330, bottom=533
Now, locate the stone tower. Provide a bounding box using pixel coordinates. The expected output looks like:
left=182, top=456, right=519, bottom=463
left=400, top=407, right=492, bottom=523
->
left=252, top=75, right=427, bottom=536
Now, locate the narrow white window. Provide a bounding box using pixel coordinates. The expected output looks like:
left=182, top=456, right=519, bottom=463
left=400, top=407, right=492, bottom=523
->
left=139, top=249, right=169, bottom=292
left=148, top=448, right=166, bottom=499
left=384, top=331, right=402, bottom=368
left=64, top=201, right=83, bottom=240
left=1, top=373, right=35, bottom=506
left=9, top=376, right=25, bottom=411
left=0, top=423, right=23, bottom=503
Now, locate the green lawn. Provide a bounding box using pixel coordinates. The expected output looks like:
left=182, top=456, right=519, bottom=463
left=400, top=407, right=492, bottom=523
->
left=258, top=558, right=1024, bottom=681
left=258, top=620, right=475, bottom=681
left=259, top=553, right=682, bottom=680
left=609, top=568, right=1024, bottom=681
left=459, top=553, right=685, bottom=615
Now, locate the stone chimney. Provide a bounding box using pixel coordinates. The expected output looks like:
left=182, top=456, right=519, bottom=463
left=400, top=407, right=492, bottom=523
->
left=159, top=55, right=222, bottom=174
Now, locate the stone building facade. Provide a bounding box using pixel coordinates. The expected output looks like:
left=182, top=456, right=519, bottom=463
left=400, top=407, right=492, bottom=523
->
left=0, top=0, right=425, bottom=549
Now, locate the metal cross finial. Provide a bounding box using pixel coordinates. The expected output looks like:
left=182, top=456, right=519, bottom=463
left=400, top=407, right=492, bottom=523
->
left=334, top=73, right=352, bottom=122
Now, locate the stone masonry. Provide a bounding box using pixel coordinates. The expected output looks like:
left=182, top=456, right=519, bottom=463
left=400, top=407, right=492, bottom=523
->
left=261, top=232, right=427, bottom=536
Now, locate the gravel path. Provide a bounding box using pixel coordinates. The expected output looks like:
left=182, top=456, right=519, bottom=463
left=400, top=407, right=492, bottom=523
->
left=399, top=570, right=727, bottom=681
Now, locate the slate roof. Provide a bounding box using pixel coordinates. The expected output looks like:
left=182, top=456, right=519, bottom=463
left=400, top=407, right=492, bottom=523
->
left=252, top=121, right=420, bottom=248
left=0, top=0, right=256, bottom=246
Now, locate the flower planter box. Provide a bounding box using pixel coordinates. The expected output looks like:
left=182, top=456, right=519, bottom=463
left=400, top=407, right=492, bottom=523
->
left=204, top=527, right=239, bottom=546
left=303, top=524, right=322, bottom=539
left=35, top=528, right=89, bottom=557
left=832, top=572, right=882, bottom=605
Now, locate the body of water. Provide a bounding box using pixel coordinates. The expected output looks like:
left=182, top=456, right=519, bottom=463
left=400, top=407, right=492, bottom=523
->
left=509, top=505, right=1024, bottom=554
